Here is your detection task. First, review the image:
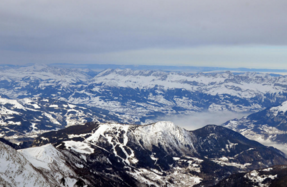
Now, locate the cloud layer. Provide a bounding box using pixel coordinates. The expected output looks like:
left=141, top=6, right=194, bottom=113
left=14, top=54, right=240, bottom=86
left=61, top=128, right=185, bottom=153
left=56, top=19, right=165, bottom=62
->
left=1, top=0, right=287, bottom=66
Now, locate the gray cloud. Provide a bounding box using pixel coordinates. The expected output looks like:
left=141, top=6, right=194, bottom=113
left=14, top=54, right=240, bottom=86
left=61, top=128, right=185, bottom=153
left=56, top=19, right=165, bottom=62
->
left=0, top=0, right=287, bottom=65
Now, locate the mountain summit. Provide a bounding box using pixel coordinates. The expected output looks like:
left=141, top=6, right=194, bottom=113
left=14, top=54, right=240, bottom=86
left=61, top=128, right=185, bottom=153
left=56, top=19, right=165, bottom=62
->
left=30, top=121, right=287, bottom=186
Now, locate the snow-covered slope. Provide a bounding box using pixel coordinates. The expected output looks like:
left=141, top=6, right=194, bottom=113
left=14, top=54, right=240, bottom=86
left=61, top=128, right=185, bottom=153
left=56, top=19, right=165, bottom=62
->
left=2, top=65, right=287, bottom=123
left=222, top=101, right=287, bottom=154
left=0, top=96, right=121, bottom=143
left=31, top=121, right=287, bottom=187
left=19, top=144, right=90, bottom=187
left=0, top=141, right=53, bottom=187
left=85, top=121, right=197, bottom=158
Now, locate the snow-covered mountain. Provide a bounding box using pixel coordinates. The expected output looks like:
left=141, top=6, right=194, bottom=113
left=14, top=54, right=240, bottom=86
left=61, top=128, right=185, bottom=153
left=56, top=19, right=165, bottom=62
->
left=0, top=141, right=54, bottom=187
left=0, top=96, right=122, bottom=144
left=0, top=139, right=95, bottom=187
left=3, top=65, right=287, bottom=186
left=18, top=144, right=91, bottom=187
left=1, top=65, right=287, bottom=123
left=222, top=101, right=287, bottom=154
left=30, top=121, right=287, bottom=186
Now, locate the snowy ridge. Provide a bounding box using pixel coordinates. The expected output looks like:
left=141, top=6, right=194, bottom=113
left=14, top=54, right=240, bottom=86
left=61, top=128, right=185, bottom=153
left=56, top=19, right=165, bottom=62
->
left=19, top=144, right=89, bottom=187
left=0, top=141, right=53, bottom=187
left=92, top=69, right=278, bottom=96
left=19, top=144, right=66, bottom=168
left=84, top=121, right=197, bottom=158
left=133, top=121, right=197, bottom=155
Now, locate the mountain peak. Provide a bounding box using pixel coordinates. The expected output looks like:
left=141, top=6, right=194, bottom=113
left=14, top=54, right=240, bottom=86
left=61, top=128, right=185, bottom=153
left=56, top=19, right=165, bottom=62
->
left=19, top=143, right=59, bottom=164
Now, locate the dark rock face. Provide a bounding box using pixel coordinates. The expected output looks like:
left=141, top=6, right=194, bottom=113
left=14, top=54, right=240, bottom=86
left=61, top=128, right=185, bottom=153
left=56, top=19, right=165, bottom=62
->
left=193, top=125, right=287, bottom=167
left=214, top=165, right=287, bottom=187
left=0, top=138, right=20, bottom=149
left=31, top=122, right=287, bottom=186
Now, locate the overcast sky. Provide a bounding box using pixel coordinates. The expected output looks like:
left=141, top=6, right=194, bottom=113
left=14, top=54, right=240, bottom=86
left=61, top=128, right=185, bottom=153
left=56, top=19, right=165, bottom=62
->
left=1, top=0, right=287, bottom=68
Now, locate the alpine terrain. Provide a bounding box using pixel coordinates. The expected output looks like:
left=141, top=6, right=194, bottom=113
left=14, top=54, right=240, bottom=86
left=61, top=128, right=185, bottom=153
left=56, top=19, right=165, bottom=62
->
left=12, top=121, right=285, bottom=187
left=223, top=101, right=287, bottom=154
left=0, top=96, right=122, bottom=145
left=1, top=65, right=287, bottom=124
left=1, top=65, right=287, bottom=186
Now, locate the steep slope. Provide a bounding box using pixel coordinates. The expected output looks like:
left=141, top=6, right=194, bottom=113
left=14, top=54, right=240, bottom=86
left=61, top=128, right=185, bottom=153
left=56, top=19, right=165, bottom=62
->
left=222, top=101, right=287, bottom=153
left=0, top=141, right=54, bottom=187
left=193, top=125, right=286, bottom=168
left=18, top=144, right=90, bottom=187
left=32, top=121, right=287, bottom=186
left=2, top=65, right=287, bottom=123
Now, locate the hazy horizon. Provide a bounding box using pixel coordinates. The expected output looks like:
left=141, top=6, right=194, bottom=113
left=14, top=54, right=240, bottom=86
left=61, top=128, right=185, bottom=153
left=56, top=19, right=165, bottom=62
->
left=1, top=0, right=287, bottom=69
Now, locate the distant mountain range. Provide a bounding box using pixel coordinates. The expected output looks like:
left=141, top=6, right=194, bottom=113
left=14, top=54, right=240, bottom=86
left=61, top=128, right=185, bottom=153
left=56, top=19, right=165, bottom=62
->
left=3, top=63, right=287, bottom=73
left=1, top=65, right=287, bottom=124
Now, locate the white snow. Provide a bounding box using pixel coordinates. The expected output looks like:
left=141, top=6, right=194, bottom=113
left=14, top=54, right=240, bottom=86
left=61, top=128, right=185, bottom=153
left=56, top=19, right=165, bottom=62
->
left=270, top=101, right=287, bottom=116
left=43, top=112, right=61, bottom=126
left=212, top=156, right=252, bottom=169
left=49, top=104, right=58, bottom=108
left=244, top=170, right=277, bottom=186
left=133, top=121, right=197, bottom=155
left=7, top=121, right=21, bottom=125
left=85, top=123, right=137, bottom=165
left=0, top=142, right=52, bottom=187
left=0, top=97, right=26, bottom=110
left=262, top=168, right=273, bottom=172
left=64, top=141, right=94, bottom=154
left=18, top=143, right=82, bottom=187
